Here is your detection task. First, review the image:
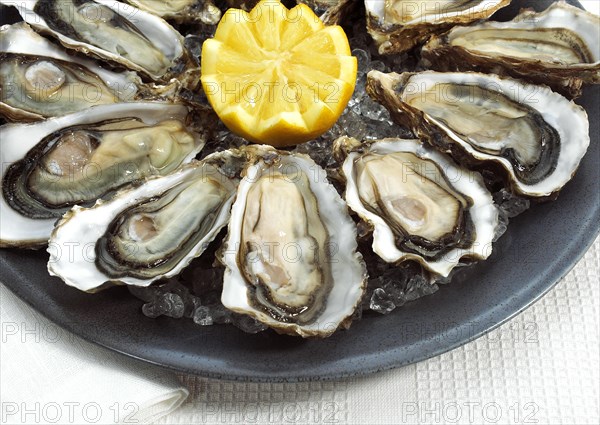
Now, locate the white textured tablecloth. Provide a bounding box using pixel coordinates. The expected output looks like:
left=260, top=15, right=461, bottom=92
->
left=157, top=238, right=599, bottom=425
left=0, top=284, right=189, bottom=424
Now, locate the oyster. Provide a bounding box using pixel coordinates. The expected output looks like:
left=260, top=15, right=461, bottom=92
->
left=1, top=23, right=141, bottom=121
left=124, top=0, right=221, bottom=24
left=0, top=102, right=203, bottom=248
left=422, top=2, right=600, bottom=98
left=366, top=71, right=590, bottom=198
left=336, top=137, right=499, bottom=277
left=48, top=154, right=241, bottom=292
left=221, top=146, right=366, bottom=337
left=3, top=0, right=191, bottom=82
left=365, top=0, right=511, bottom=54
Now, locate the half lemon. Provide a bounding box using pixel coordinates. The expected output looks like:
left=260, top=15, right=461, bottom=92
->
left=201, top=0, right=357, bottom=147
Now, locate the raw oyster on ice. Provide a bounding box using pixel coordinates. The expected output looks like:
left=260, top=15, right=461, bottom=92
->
left=0, top=102, right=203, bottom=248
left=0, top=23, right=142, bottom=121
left=422, top=2, right=600, bottom=98
left=366, top=71, right=590, bottom=198
left=336, top=137, right=499, bottom=277
left=3, top=0, right=192, bottom=82
left=365, top=0, right=511, bottom=54
left=48, top=153, right=242, bottom=292
left=221, top=146, right=366, bottom=337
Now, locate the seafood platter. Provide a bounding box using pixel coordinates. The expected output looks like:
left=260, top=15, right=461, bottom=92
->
left=0, top=0, right=598, bottom=372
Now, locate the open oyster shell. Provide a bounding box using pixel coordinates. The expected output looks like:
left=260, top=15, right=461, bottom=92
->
left=48, top=153, right=241, bottom=292
left=365, top=0, right=511, bottom=54
left=1, top=23, right=143, bottom=121
left=0, top=102, right=204, bottom=248
left=220, top=146, right=367, bottom=337
left=124, top=0, right=221, bottom=24
left=2, top=0, right=193, bottom=83
left=336, top=137, right=499, bottom=277
left=366, top=70, right=590, bottom=199
left=422, top=2, right=600, bottom=98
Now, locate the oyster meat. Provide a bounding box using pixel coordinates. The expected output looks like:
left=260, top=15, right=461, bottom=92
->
left=1, top=23, right=141, bottom=121
left=422, top=2, right=600, bottom=98
left=366, top=71, right=590, bottom=198
left=0, top=102, right=203, bottom=248
left=337, top=137, right=499, bottom=277
left=221, top=146, right=366, bottom=337
left=365, top=0, right=511, bottom=54
left=2, top=0, right=190, bottom=82
left=48, top=154, right=241, bottom=291
left=124, top=0, right=221, bottom=24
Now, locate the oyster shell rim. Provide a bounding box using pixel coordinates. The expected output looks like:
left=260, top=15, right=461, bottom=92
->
left=365, top=0, right=512, bottom=54
left=3, top=0, right=189, bottom=82
left=340, top=137, right=499, bottom=277
left=0, top=22, right=142, bottom=121
left=220, top=146, right=368, bottom=338
left=47, top=159, right=239, bottom=292
left=0, top=102, right=203, bottom=248
left=421, top=1, right=600, bottom=98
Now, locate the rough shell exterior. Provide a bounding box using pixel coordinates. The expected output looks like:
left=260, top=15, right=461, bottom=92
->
left=421, top=3, right=600, bottom=98
left=366, top=0, right=511, bottom=54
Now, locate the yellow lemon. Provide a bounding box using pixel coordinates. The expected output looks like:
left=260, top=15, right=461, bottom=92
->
left=201, top=0, right=357, bottom=147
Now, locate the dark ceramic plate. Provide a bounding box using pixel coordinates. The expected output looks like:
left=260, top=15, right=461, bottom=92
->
left=1, top=0, right=598, bottom=382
